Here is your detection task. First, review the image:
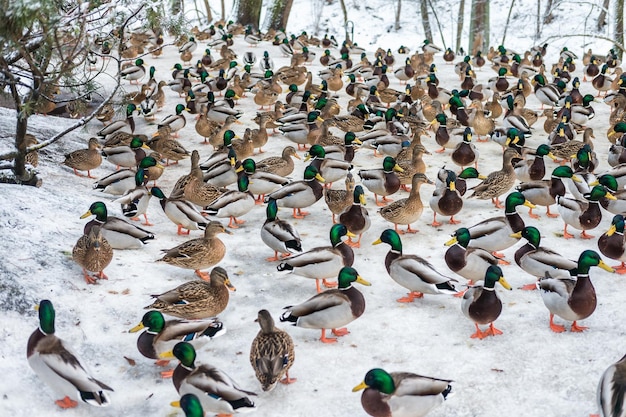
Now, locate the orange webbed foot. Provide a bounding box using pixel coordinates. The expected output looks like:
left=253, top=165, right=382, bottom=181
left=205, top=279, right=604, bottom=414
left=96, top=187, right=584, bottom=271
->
left=266, top=252, right=281, bottom=262
left=155, top=359, right=170, bottom=367
left=470, top=324, right=488, bottom=339
left=570, top=321, right=588, bottom=332
left=161, top=369, right=174, bottom=378
left=279, top=372, right=297, bottom=384
left=322, top=279, right=338, bottom=288
left=195, top=270, right=210, bottom=280
left=332, top=327, right=350, bottom=336
left=549, top=315, right=566, bottom=333
left=580, top=231, right=594, bottom=239
left=320, top=329, right=338, bottom=343
left=485, top=323, right=503, bottom=337
left=520, top=282, right=538, bottom=291
left=448, top=216, right=461, bottom=225
left=397, top=291, right=424, bottom=302
left=55, top=396, right=78, bottom=409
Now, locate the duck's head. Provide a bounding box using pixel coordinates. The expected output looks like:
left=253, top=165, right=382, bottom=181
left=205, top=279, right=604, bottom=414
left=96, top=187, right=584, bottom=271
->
left=484, top=265, right=512, bottom=290
left=593, top=174, right=618, bottom=193
left=223, top=129, right=237, bottom=147
left=607, top=215, right=626, bottom=236
left=511, top=225, right=541, bottom=247
left=177, top=394, right=204, bottom=417
left=81, top=201, right=108, bottom=221
left=130, top=310, right=165, bottom=333
left=150, top=186, right=166, bottom=199
left=337, top=266, right=370, bottom=289
left=303, top=164, right=324, bottom=183
left=353, top=368, right=394, bottom=394
left=445, top=227, right=471, bottom=247
left=551, top=165, right=577, bottom=181
left=535, top=144, right=556, bottom=160
left=462, top=127, right=472, bottom=142
left=372, top=229, right=402, bottom=252
left=344, top=132, right=361, bottom=146
left=458, top=166, right=486, bottom=180
left=584, top=185, right=615, bottom=202
left=382, top=156, right=402, bottom=173
left=577, top=250, right=614, bottom=273
left=162, top=341, right=197, bottom=367
left=505, top=191, right=535, bottom=211
left=242, top=158, right=256, bottom=174
left=36, top=299, right=55, bottom=335
left=305, top=144, right=325, bottom=161
left=329, top=222, right=352, bottom=245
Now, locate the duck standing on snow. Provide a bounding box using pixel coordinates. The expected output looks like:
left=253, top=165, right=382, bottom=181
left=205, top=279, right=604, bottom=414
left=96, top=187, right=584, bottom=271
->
left=379, top=173, right=433, bottom=234
left=27, top=300, right=113, bottom=408
left=280, top=266, right=370, bottom=343
left=63, top=137, right=102, bottom=178
left=373, top=229, right=458, bottom=302
left=339, top=185, right=370, bottom=247
left=261, top=198, right=302, bottom=261
left=461, top=265, right=512, bottom=339
left=358, top=156, right=404, bottom=206
left=597, top=214, right=626, bottom=274
left=537, top=250, right=614, bottom=333
left=265, top=165, right=325, bottom=219
left=468, top=147, right=521, bottom=209
left=80, top=201, right=155, bottom=249
left=556, top=185, right=615, bottom=239
left=72, top=225, right=113, bottom=284
left=353, top=368, right=453, bottom=417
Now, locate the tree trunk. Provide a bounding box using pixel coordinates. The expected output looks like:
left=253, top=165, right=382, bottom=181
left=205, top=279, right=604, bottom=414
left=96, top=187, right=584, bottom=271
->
left=469, top=0, right=489, bottom=53
left=597, top=0, right=610, bottom=31
left=235, top=0, right=263, bottom=28
left=536, top=0, right=541, bottom=40
left=395, top=0, right=402, bottom=31
left=456, top=0, right=465, bottom=53
left=339, top=0, right=348, bottom=26
left=264, top=0, right=294, bottom=31
left=203, top=0, right=212, bottom=23
left=14, top=112, right=27, bottom=180
left=501, top=0, right=516, bottom=46
left=543, top=0, right=555, bottom=24
left=617, top=0, right=624, bottom=60
left=420, top=0, right=433, bottom=43
left=220, top=0, right=226, bottom=20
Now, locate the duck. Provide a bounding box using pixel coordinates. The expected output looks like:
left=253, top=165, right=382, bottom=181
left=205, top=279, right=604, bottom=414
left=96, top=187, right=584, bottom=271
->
left=279, top=110, right=323, bottom=150
left=280, top=266, right=370, bottom=343
left=469, top=148, right=522, bottom=208
left=444, top=227, right=499, bottom=284
left=537, top=249, right=614, bottom=332
left=129, top=311, right=225, bottom=376
left=465, top=191, right=534, bottom=260
left=158, top=104, right=188, bottom=137
left=488, top=67, right=511, bottom=92
left=112, top=169, right=154, bottom=226
left=550, top=127, right=595, bottom=162
left=201, top=147, right=239, bottom=188
left=325, top=172, right=356, bottom=223
left=432, top=112, right=465, bottom=152
left=101, top=136, right=149, bottom=169
left=451, top=127, right=479, bottom=169
left=592, top=64, right=613, bottom=97
left=461, top=265, right=512, bottom=339
left=395, top=139, right=429, bottom=191
left=261, top=198, right=302, bottom=261
left=120, top=58, right=146, bottom=84
left=598, top=214, right=626, bottom=273
left=276, top=223, right=354, bottom=293
left=156, top=221, right=231, bottom=280
left=393, top=57, right=415, bottom=84
left=516, top=165, right=580, bottom=218
left=358, top=156, right=404, bottom=206
left=92, top=168, right=138, bottom=196
left=352, top=368, right=453, bottom=417
left=339, top=185, right=370, bottom=247
left=556, top=185, right=615, bottom=239
left=510, top=226, right=578, bottom=290
left=180, top=151, right=225, bottom=208
left=305, top=144, right=353, bottom=186
left=239, top=158, right=290, bottom=203
left=63, top=137, right=102, bottom=178
left=71, top=225, right=113, bottom=285
left=373, top=229, right=458, bottom=302
left=145, top=266, right=236, bottom=319
left=151, top=187, right=208, bottom=235
left=204, top=174, right=256, bottom=228
left=532, top=74, right=560, bottom=108
left=378, top=173, right=433, bottom=234
left=429, top=169, right=464, bottom=227
left=80, top=201, right=154, bottom=249
left=95, top=103, right=115, bottom=125
left=166, top=344, right=256, bottom=415
left=513, top=144, right=556, bottom=182
left=265, top=165, right=325, bottom=219
left=27, top=300, right=113, bottom=408
left=594, top=353, right=626, bottom=417
left=250, top=309, right=296, bottom=391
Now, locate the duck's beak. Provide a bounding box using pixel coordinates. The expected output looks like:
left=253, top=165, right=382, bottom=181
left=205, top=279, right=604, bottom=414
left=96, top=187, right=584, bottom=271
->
left=359, top=194, right=367, bottom=205
left=355, top=275, right=371, bottom=286
left=510, top=231, right=523, bottom=238
left=170, top=400, right=181, bottom=408
left=80, top=210, right=93, bottom=219
left=393, top=164, right=404, bottom=173
left=449, top=181, right=456, bottom=192
left=225, top=278, right=237, bottom=291
left=605, top=192, right=617, bottom=201
left=129, top=322, right=145, bottom=333
left=372, top=238, right=382, bottom=245
left=499, top=276, right=513, bottom=290
left=546, top=152, right=557, bottom=161
left=571, top=174, right=582, bottom=183
left=444, top=236, right=458, bottom=246
left=315, top=173, right=325, bottom=182
left=352, top=381, right=368, bottom=392
left=606, top=224, right=617, bottom=237
left=523, top=200, right=536, bottom=209
left=598, top=260, right=616, bottom=273
left=159, top=350, right=175, bottom=359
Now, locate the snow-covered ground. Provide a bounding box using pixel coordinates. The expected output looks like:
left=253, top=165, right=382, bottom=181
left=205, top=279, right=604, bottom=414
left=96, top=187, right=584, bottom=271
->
left=1, top=1, right=625, bottom=416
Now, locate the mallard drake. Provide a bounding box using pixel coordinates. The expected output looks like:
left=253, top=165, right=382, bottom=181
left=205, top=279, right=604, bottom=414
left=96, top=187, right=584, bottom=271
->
left=63, top=137, right=102, bottom=178
left=81, top=201, right=154, bottom=249
left=358, top=156, right=403, bottom=206
left=156, top=221, right=231, bottom=279
left=592, top=64, right=613, bottom=97
left=276, top=223, right=354, bottom=292
left=378, top=173, right=432, bottom=234
left=265, top=165, right=325, bottom=219
left=201, top=147, right=239, bottom=188
left=145, top=266, right=236, bottom=319
left=166, top=344, right=256, bottom=414
left=461, top=265, right=512, bottom=339
left=71, top=225, right=113, bottom=285
left=250, top=309, right=296, bottom=391
left=151, top=187, right=208, bottom=235
left=444, top=227, right=499, bottom=284
left=305, top=144, right=352, bottom=186
left=102, top=136, right=149, bottom=169
left=538, top=250, right=614, bottom=332
left=279, top=110, right=324, bottom=150
left=510, top=226, right=578, bottom=290
left=158, top=104, right=188, bottom=138
left=422, top=39, right=443, bottom=54
left=353, top=368, right=453, bottom=417
left=112, top=169, right=154, bottom=226
left=598, top=214, right=626, bottom=273
left=280, top=266, right=370, bottom=343
left=516, top=165, right=580, bottom=218
left=129, top=311, right=225, bottom=376
left=569, top=94, right=596, bottom=127
left=432, top=113, right=464, bottom=153
left=451, top=127, right=479, bottom=169
left=239, top=158, right=289, bottom=203
left=206, top=94, right=244, bottom=123
left=338, top=185, right=370, bottom=247
left=594, top=353, right=626, bottom=417
left=469, top=148, right=522, bottom=208
left=393, top=57, right=415, bottom=84
left=429, top=169, right=464, bottom=226
left=556, top=185, right=615, bottom=239
left=532, top=74, right=560, bottom=108
left=92, top=168, right=137, bottom=196
left=120, top=58, right=146, bottom=84
left=261, top=198, right=302, bottom=261
left=466, top=191, right=534, bottom=260
left=373, top=229, right=458, bottom=302
left=514, top=144, right=556, bottom=182
left=204, top=174, right=255, bottom=228
left=28, top=300, right=113, bottom=408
